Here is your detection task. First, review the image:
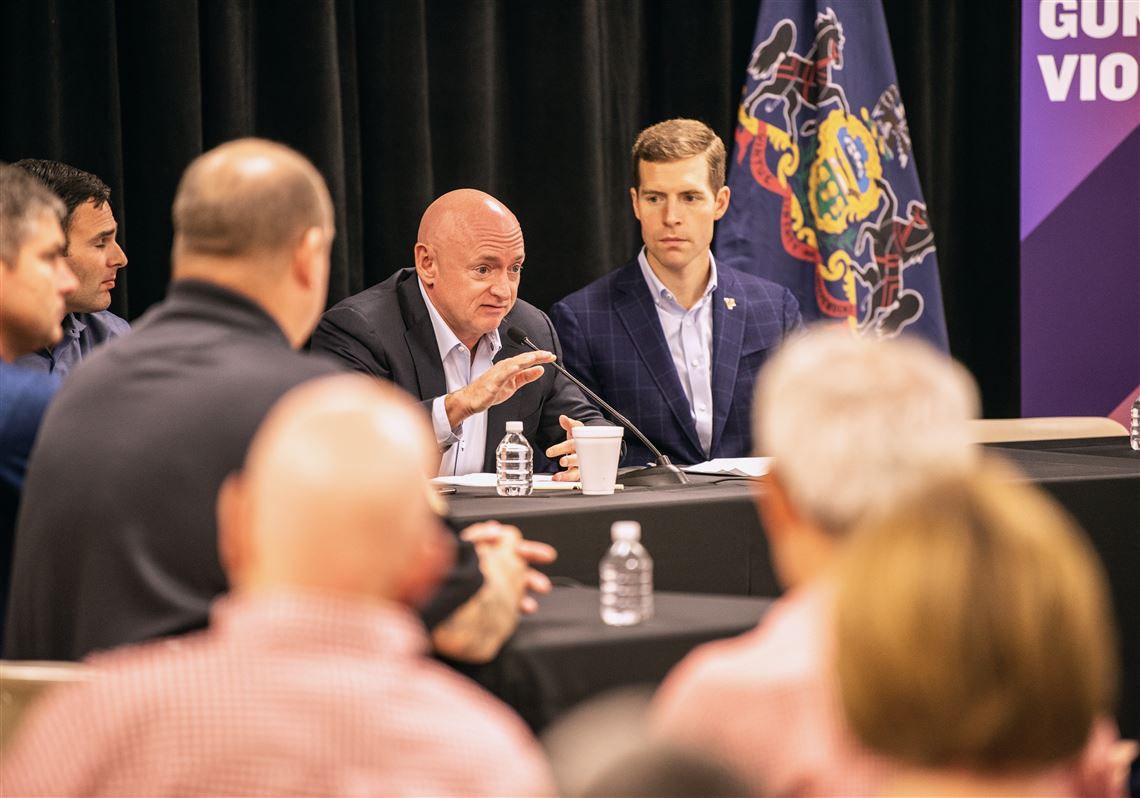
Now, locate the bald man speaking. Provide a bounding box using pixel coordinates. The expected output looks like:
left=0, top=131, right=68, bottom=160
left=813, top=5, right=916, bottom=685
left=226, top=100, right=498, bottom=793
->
left=312, top=189, right=603, bottom=477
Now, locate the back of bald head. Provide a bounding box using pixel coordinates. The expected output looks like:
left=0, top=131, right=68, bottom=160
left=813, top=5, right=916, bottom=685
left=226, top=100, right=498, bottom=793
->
left=416, top=188, right=519, bottom=251
left=172, top=138, right=333, bottom=261
left=231, top=375, right=441, bottom=598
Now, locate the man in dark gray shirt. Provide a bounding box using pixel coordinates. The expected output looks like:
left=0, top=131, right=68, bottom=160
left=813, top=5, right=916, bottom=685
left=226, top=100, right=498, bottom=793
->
left=6, top=140, right=548, bottom=664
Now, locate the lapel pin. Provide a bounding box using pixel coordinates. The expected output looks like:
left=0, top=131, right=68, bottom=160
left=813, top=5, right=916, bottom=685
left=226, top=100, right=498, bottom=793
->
left=724, top=297, right=737, bottom=310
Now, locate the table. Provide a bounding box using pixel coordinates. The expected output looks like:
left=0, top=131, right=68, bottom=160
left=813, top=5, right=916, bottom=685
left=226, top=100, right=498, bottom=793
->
left=448, top=437, right=1140, bottom=736
left=458, top=586, right=771, bottom=731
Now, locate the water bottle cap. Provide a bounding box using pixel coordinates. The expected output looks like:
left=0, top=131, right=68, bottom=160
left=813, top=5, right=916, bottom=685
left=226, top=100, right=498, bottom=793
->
left=505, top=421, right=523, bottom=433
left=611, top=521, right=640, bottom=541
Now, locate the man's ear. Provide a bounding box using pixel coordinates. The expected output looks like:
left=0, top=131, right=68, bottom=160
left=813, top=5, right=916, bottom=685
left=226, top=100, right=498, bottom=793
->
left=291, top=226, right=327, bottom=290
left=413, top=242, right=437, bottom=286
left=629, top=187, right=641, bottom=221
left=713, top=185, right=731, bottom=220
left=395, top=524, right=455, bottom=608
left=753, top=469, right=798, bottom=545
left=217, top=473, right=249, bottom=580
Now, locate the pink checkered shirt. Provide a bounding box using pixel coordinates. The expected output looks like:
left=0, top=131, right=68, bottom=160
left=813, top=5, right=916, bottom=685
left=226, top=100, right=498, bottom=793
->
left=650, top=581, right=1123, bottom=798
left=4, top=591, right=554, bottom=797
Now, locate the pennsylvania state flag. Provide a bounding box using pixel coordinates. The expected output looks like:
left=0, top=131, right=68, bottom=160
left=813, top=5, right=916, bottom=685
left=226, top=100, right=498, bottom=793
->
left=715, top=0, right=948, bottom=349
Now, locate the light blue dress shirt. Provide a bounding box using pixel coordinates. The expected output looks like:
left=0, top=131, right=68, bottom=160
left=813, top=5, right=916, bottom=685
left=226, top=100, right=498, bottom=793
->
left=637, top=248, right=717, bottom=455
left=418, top=278, right=503, bottom=476
left=13, top=311, right=130, bottom=378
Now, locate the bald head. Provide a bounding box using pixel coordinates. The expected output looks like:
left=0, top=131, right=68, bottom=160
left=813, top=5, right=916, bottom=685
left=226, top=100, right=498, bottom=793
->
left=220, top=375, right=448, bottom=601
left=417, top=188, right=520, bottom=251
left=414, top=189, right=526, bottom=349
left=172, top=138, right=333, bottom=261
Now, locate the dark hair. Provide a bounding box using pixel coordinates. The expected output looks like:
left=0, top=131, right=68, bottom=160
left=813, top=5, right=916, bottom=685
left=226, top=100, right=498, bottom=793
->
left=12, top=159, right=111, bottom=229
left=581, top=743, right=754, bottom=798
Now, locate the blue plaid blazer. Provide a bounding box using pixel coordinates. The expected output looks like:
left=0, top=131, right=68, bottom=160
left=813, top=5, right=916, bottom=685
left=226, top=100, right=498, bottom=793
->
left=550, top=257, right=802, bottom=467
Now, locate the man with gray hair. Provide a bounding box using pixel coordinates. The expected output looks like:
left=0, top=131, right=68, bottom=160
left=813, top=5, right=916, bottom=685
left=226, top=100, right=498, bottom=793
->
left=0, top=163, right=79, bottom=644
left=6, top=139, right=549, bottom=666
left=650, top=325, right=1127, bottom=796
left=650, top=325, right=981, bottom=796
left=11, top=159, right=130, bottom=377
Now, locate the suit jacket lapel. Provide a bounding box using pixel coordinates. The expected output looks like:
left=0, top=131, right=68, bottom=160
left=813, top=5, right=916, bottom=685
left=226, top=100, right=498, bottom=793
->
left=710, top=268, right=746, bottom=450
left=396, top=271, right=447, bottom=400
left=614, top=260, right=704, bottom=456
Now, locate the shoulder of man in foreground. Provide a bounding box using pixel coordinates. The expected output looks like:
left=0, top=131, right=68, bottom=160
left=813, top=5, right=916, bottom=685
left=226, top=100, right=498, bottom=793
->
left=3, top=618, right=554, bottom=797
left=650, top=584, right=889, bottom=797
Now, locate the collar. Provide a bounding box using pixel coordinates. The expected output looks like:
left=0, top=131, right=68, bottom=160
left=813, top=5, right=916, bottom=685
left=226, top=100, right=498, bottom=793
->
left=209, top=589, right=428, bottom=658
left=61, top=313, right=87, bottom=339
left=417, top=276, right=502, bottom=360
left=637, top=246, right=718, bottom=307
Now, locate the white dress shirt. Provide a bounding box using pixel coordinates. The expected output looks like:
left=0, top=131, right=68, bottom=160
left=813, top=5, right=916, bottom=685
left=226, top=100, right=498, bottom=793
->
left=638, top=248, right=717, bottom=455
left=419, top=278, right=502, bottom=476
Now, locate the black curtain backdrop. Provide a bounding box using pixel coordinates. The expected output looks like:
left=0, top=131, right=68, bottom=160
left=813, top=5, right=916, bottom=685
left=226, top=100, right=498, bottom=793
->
left=1, top=0, right=1019, bottom=416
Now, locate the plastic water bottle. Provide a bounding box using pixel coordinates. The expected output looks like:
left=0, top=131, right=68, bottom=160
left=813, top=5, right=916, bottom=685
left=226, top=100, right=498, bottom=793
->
left=600, top=521, right=653, bottom=626
left=1131, top=396, right=1140, bottom=452
left=496, top=421, right=533, bottom=496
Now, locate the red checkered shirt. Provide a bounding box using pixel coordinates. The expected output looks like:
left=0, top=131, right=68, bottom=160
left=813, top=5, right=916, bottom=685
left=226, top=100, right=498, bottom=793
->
left=4, top=590, right=554, bottom=797
left=650, top=581, right=1123, bottom=798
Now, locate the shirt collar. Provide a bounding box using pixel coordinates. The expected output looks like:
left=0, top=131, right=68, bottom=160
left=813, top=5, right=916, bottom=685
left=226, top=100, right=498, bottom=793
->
left=417, top=276, right=502, bottom=360
left=209, top=589, right=428, bottom=658
left=62, top=312, right=86, bottom=339
left=637, top=247, right=718, bottom=307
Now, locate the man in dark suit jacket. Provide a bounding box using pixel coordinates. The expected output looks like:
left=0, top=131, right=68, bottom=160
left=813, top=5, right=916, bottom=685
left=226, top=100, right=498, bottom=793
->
left=5, top=141, right=547, bottom=664
left=551, top=119, right=802, bottom=467
left=312, top=189, right=603, bottom=476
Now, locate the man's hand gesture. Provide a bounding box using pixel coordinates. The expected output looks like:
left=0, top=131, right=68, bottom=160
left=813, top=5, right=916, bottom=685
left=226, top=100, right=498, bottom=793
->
left=443, top=351, right=555, bottom=429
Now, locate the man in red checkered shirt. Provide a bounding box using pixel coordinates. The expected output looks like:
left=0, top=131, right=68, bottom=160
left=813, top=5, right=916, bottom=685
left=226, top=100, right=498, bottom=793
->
left=3, top=375, right=554, bottom=797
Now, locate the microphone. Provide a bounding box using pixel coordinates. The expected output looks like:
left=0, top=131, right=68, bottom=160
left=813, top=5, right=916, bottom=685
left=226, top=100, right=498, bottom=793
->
left=507, top=326, right=688, bottom=487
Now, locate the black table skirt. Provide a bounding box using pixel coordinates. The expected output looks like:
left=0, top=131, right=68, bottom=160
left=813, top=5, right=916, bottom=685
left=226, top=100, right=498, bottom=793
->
left=447, top=437, right=1140, bottom=737
left=456, top=586, right=772, bottom=731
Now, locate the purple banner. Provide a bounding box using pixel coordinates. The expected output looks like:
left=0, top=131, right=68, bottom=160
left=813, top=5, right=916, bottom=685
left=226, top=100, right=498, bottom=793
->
left=1020, top=0, right=1139, bottom=417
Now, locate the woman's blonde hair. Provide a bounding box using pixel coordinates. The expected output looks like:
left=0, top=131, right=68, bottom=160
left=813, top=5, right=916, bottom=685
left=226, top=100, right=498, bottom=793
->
left=834, top=459, right=1118, bottom=770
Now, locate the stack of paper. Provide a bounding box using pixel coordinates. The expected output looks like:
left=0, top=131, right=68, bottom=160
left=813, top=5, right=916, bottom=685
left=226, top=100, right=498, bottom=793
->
left=682, top=457, right=773, bottom=478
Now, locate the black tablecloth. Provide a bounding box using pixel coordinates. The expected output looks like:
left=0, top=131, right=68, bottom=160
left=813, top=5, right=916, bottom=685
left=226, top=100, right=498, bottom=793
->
left=448, top=437, right=1140, bottom=736
left=459, top=586, right=771, bottom=731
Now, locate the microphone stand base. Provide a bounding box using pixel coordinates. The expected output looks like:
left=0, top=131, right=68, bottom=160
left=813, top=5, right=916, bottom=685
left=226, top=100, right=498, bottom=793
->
left=619, top=463, right=690, bottom=487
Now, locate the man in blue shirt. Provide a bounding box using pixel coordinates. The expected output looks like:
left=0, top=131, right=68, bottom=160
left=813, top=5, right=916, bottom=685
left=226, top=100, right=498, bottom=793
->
left=0, top=164, right=79, bottom=642
left=12, top=160, right=130, bottom=376
left=550, top=119, right=802, bottom=467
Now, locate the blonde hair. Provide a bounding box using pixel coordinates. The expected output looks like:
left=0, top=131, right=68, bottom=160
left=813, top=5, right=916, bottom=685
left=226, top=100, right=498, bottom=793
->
left=631, top=119, right=726, bottom=192
left=835, top=461, right=1119, bottom=770
left=753, top=325, right=979, bottom=536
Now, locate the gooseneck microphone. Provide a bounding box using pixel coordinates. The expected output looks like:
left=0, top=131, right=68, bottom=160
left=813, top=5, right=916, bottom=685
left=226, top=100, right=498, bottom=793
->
left=507, top=327, right=688, bottom=487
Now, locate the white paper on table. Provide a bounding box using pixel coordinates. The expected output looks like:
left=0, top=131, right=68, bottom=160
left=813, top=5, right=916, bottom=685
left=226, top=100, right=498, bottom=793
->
left=430, top=473, right=583, bottom=491
left=683, top=457, right=773, bottom=478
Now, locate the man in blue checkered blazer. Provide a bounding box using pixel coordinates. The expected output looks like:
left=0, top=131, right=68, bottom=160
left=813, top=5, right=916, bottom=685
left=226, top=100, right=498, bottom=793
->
left=550, top=120, right=801, bottom=467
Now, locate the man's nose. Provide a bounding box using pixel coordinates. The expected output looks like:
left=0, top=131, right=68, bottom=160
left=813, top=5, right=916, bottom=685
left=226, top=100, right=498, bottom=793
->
left=664, top=198, right=682, bottom=225
left=489, top=274, right=512, bottom=298
left=110, top=239, right=128, bottom=269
